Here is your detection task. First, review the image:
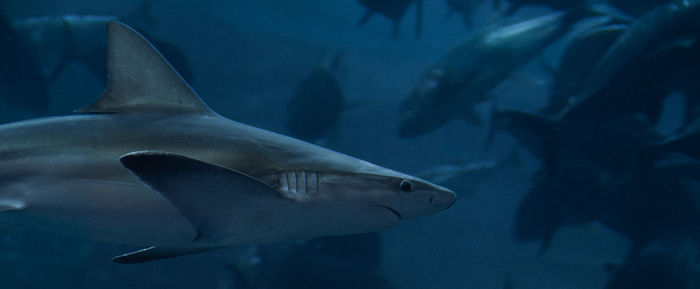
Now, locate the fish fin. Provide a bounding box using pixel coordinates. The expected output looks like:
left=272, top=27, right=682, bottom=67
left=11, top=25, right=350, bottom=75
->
left=120, top=151, right=281, bottom=241
left=76, top=21, right=212, bottom=115
left=112, top=246, right=222, bottom=264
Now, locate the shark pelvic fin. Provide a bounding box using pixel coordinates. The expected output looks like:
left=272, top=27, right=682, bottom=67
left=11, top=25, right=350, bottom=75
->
left=76, top=21, right=212, bottom=115
left=120, top=151, right=281, bottom=241
left=112, top=246, right=222, bottom=264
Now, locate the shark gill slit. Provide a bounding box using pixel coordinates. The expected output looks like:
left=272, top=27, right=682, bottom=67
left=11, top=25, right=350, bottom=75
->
left=279, top=172, right=289, bottom=192
left=277, top=171, right=318, bottom=199
left=288, top=171, right=297, bottom=194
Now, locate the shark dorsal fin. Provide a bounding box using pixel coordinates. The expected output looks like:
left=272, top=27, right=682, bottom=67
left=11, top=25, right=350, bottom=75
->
left=77, top=21, right=212, bottom=114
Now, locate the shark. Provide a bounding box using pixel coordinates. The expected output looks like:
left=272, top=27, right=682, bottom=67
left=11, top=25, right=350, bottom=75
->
left=0, top=21, right=456, bottom=264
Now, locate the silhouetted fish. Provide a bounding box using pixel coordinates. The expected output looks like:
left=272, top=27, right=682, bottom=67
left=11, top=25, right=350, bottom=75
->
left=399, top=10, right=584, bottom=137
left=287, top=63, right=344, bottom=144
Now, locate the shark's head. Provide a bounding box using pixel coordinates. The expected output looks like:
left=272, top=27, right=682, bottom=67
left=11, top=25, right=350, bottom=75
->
left=288, top=171, right=454, bottom=235
left=316, top=171, right=456, bottom=222
left=267, top=151, right=457, bottom=235
left=264, top=147, right=456, bottom=235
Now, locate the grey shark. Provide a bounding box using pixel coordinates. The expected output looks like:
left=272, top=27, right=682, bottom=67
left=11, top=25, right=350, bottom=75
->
left=0, top=21, right=455, bottom=263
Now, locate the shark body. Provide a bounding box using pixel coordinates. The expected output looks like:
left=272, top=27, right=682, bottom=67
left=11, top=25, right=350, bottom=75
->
left=0, top=22, right=455, bottom=263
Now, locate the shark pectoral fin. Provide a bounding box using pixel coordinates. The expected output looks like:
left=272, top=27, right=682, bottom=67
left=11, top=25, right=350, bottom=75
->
left=76, top=21, right=212, bottom=115
left=120, top=151, right=281, bottom=241
left=112, top=246, right=223, bottom=264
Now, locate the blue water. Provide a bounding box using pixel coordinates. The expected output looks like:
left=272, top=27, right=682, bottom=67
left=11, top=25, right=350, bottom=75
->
left=2, top=0, right=698, bottom=288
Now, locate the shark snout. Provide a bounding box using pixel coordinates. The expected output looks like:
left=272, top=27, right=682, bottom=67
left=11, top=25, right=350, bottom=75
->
left=395, top=183, right=456, bottom=220
left=429, top=186, right=457, bottom=211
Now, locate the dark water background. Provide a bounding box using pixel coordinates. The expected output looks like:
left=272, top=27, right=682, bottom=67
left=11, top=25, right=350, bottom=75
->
left=0, top=0, right=684, bottom=288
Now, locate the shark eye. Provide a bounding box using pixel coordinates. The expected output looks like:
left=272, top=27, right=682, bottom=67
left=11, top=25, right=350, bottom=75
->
left=400, top=179, right=413, bottom=192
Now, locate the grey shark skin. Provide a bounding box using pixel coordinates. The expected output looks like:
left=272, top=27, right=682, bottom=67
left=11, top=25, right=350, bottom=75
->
left=0, top=21, right=455, bottom=263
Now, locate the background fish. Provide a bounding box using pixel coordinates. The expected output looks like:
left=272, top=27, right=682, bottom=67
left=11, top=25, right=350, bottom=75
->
left=286, top=54, right=345, bottom=144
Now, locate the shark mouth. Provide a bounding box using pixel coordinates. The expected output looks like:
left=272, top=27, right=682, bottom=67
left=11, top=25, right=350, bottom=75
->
left=375, top=205, right=402, bottom=220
